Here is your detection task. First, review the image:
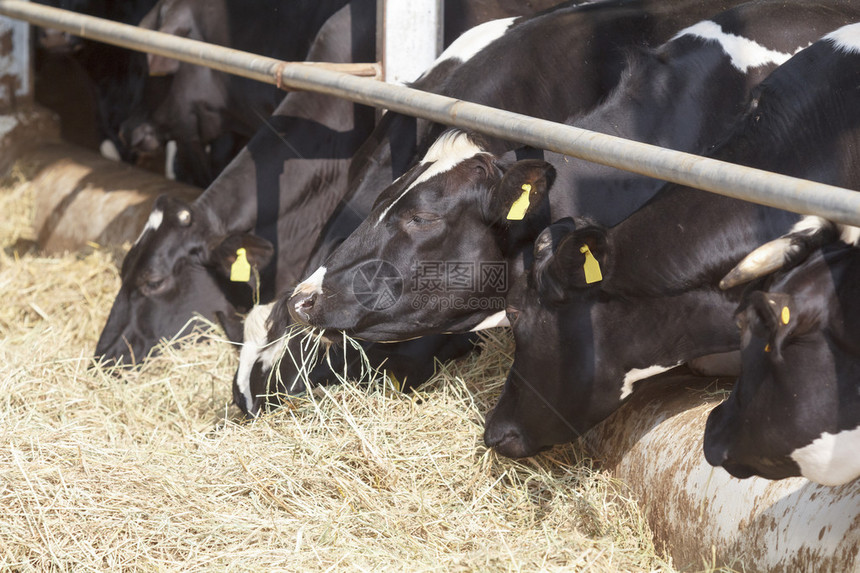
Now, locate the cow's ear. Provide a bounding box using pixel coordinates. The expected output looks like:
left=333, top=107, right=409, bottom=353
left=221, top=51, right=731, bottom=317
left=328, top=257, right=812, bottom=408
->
left=534, top=219, right=607, bottom=303
left=140, top=7, right=191, bottom=76
left=749, top=291, right=794, bottom=353
left=147, top=54, right=181, bottom=76
left=210, top=233, right=274, bottom=283
left=490, top=160, right=555, bottom=224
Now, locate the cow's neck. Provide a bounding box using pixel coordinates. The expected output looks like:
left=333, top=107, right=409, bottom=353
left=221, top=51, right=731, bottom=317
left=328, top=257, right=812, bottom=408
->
left=606, top=187, right=800, bottom=298
left=598, top=287, right=740, bottom=379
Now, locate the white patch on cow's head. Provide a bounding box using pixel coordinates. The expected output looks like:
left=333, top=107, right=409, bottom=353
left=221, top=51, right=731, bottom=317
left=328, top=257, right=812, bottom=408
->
left=234, top=302, right=275, bottom=414
left=788, top=217, right=860, bottom=247
left=293, top=266, right=327, bottom=298
left=433, top=17, right=515, bottom=67
left=790, top=426, right=860, bottom=486
left=674, top=20, right=795, bottom=72
left=620, top=363, right=681, bottom=400
left=376, top=131, right=486, bottom=226
left=134, top=208, right=164, bottom=245
left=469, top=310, right=510, bottom=332
left=99, top=139, right=121, bottom=162
left=825, top=22, right=860, bottom=55
left=790, top=215, right=828, bottom=235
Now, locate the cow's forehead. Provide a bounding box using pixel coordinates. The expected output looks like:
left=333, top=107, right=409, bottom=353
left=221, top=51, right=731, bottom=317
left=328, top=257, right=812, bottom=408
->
left=375, top=131, right=486, bottom=225
left=133, top=207, right=164, bottom=246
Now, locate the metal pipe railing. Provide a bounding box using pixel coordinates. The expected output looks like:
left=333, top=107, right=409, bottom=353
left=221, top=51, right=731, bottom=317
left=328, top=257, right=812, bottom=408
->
left=2, top=0, right=859, bottom=226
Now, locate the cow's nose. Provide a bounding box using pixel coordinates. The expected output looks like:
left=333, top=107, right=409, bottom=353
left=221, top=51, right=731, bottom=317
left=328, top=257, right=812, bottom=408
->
left=719, top=459, right=757, bottom=480
left=702, top=438, right=729, bottom=468
left=289, top=291, right=317, bottom=324
left=484, top=417, right=534, bottom=459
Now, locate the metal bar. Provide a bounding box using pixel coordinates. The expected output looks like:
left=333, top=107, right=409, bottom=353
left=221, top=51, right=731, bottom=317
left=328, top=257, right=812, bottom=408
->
left=0, top=0, right=380, bottom=79
left=2, top=0, right=859, bottom=226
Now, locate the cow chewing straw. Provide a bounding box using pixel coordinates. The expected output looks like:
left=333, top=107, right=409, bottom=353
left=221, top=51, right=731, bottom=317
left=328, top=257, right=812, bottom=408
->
left=0, top=165, right=690, bottom=571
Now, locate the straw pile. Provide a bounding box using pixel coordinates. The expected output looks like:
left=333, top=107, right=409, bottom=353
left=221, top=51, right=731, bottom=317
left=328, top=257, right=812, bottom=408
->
left=0, top=165, right=679, bottom=571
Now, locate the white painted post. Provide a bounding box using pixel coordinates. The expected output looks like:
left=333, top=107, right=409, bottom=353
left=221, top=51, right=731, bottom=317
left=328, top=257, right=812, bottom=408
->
left=0, top=0, right=28, bottom=108
left=377, top=0, right=443, bottom=84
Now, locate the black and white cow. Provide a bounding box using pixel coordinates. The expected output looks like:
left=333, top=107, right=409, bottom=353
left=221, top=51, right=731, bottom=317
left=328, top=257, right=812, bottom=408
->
left=95, top=0, right=378, bottom=363
left=285, top=0, right=841, bottom=341
left=94, top=0, right=561, bottom=374
left=705, top=239, right=860, bottom=486
left=484, top=21, right=860, bottom=459
left=236, top=0, right=760, bottom=414
left=33, top=0, right=158, bottom=158
left=120, top=0, right=351, bottom=187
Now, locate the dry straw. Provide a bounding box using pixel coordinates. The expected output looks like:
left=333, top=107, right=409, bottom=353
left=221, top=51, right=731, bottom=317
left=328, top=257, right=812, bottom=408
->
left=0, top=166, right=677, bottom=571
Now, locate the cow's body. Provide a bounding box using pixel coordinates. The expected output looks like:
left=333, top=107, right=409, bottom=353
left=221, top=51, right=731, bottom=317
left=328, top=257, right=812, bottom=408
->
left=238, top=0, right=763, bottom=415
left=286, top=0, right=838, bottom=342
left=486, top=21, right=860, bottom=459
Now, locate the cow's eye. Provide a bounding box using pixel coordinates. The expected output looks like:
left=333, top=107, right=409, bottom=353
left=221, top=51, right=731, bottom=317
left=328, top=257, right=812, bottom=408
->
left=505, top=306, right=519, bottom=325
left=410, top=213, right=439, bottom=225
left=140, top=277, right=168, bottom=296
left=408, top=212, right=440, bottom=225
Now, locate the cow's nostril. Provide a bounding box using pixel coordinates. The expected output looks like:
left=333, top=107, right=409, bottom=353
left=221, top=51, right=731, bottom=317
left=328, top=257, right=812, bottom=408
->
left=290, top=292, right=318, bottom=324
left=298, top=292, right=316, bottom=311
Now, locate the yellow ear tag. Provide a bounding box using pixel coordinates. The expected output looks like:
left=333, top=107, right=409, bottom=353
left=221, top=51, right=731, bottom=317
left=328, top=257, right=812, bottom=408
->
left=230, top=248, right=251, bottom=282
left=781, top=306, right=790, bottom=325
left=580, top=244, right=603, bottom=284
left=506, top=183, right=532, bottom=221
left=764, top=343, right=771, bottom=353
left=388, top=372, right=403, bottom=393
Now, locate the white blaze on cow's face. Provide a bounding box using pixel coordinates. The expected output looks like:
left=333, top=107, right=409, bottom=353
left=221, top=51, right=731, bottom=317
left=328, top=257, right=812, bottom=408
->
left=674, top=20, right=796, bottom=72
left=134, top=207, right=164, bottom=245
left=293, top=265, right=327, bottom=298
left=825, top=22, right=860, bottom=54
left=790, top=426, right=860, bottom=486
left=375, top=130, right=487, bottom=226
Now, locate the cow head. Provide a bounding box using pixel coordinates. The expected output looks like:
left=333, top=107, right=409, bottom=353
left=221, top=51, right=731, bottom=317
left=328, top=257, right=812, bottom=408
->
left=95, top=194, right=273, bottom=365
left=705, top=245, right=860, bottom=485
left=286, top=130, right=555, bottom=341
left=483, top=219, right=620, bottom=458
left=484, top=217, right=739, bottom=458
left=233, top=300, right=478, bottom=417
left=121, top=0, right=229, bottom=183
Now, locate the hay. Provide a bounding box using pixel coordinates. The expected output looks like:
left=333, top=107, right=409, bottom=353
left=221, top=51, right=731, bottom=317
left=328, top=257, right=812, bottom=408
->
left=0, top=165, right=678, bottom=571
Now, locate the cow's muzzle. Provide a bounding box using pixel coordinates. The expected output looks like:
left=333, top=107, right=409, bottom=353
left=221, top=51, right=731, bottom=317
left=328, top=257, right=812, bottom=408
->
left=288, top=291, right=317, bottom=325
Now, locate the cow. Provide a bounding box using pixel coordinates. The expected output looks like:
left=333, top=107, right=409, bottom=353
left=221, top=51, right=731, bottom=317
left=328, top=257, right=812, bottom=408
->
left=284, top=0, right=844, bottom=342
left=94, top=1, right=562, bottom=382
left=483, top=21, right=860, bottom=459
left=235, top=0, right=763, bottom=415
left=118, top=0, right=354, bottom=187
left=33, top=0, right=158, bottom=158
left=95, top=0, right=378, bottom=363
left=704, top=240, right=860, bottom=486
